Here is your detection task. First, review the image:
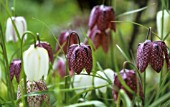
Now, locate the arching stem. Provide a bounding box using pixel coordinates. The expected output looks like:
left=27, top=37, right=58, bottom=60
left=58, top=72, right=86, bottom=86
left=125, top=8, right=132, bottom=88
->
left=146, top=27, right=152, bottom=41
left=67, top=31, right=80, bottom=51
left=36, top=33, right=40, bottom=44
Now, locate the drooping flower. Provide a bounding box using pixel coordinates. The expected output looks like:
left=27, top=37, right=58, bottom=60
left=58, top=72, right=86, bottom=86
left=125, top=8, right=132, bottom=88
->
left=67, top=43, right=93, bottom=75
left=36, top=42, right=54, bottom=64
left=56, top=30, right=78, bottom=54
left=85, top=5, right=116, bottom=53
left=10, top=59, right=21, bottom=83
left=23, top=44, right=49, bottom=81
left=17, top=80, right=49, bottom=107
left=156, top=10, right=170, bottom=38
left=5, top=16, right=27, bottom=42
left=112, top=69, right=144, bottom=102
left=85, top=26, right=111, bottom=52
left=136, top=40, right=170, bottom=73
left=66, top=31, right=92, bottom=75
left=88, top=5, right=116, bottom=31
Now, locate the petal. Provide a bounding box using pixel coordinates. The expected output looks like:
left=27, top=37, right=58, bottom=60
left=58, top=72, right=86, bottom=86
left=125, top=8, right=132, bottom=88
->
left=150, top=43, right=164, bottom=73
left=67, top=44, right=78, bottom=71
left=88, top=6, right=100, bottom=29
left=136, top=40, right=152, bottom=72
left=81, top=44, right=93, bottom=74
left=37, top=42, right=54, bottom=64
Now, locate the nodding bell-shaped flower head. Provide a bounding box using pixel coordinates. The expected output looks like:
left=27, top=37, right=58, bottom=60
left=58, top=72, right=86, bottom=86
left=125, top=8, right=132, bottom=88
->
left=56, top=30, right=78, bottom=54
left=36, top=42, right=54, bottom=64
left=88, top=5, right=116, bottom=31
left=23, top=44, right=49, bottom=81
left=156, top=10, right=170, bottom=38
left=112, top=69, right=144, bottom=102
left=17, top=80, right=50, bottom=107
left=10, top=59, right=21, bottom=83
left=67, top=32, right=93, bottom=75
left=5, top=16, right=27, bottom=42
left=85, top=26, right=111, bottom=53
left=136, top=40, right=170, bottom=73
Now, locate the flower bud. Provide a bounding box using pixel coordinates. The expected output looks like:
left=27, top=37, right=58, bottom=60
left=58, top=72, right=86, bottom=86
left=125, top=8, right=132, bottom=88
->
left=23, top=44, right=49, bottom=81
left=17, top=80, right=49, bottom=107
left=67, top=43, right=92, bottom=74
left=36, top=42, right=54, bottom=64
left=10, top=59, right=21, bottom=83
left=5, top=16, right=27, bottom=42
left=156, top=10, right=170, bottom=38
left=112, top=69, right=144, bottom=102
left=56, top=30, right=78, bottom=54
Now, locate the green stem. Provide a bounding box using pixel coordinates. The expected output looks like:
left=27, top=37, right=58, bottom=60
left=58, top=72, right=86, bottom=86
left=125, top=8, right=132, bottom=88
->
left=32, top=18, right=66, bottom=56
left=0, top=23, right=15, bottom=106
left=110, top=31, right=114, bottom=69
left=144, top=70, right=146, bottom=107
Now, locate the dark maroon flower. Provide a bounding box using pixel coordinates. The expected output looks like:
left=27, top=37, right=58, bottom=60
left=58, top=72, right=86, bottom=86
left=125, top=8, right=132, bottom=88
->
left=136, top=40, right=170, bottom=73
left=85, top=26, right=111, bottom=53
left=36, top=42, right=54, bottom=64
left=88, top=5, right=116, bottom=31
left=112, top=69, right=144, bottom=102
left=67, top=43, right=93, bottom=74
left=67, top=32, right=93, bottom=75
left=56, top=30, right=78, bottom=54
left=10, top=59, right=21, bottom=83
left=53, top=58, right=66, bottom=78
left=136, top=40, right=152, bottom=72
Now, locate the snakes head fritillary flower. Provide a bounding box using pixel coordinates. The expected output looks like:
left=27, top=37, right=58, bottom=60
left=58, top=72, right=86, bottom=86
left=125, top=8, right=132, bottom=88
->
left=17, top=80, right=49, bottom=107
left=10, top=59, right=21, bottom=83
left=5, top=16, right=27, bottom=42
left=112, top=69, right=144, bottom=102
left=136, top=40, right=170, bottom=73
left=88, top=5, right=116, bottom=31
left=67, top=32, right=93, bottom=75
left=23, top=44, right=49, bottom=81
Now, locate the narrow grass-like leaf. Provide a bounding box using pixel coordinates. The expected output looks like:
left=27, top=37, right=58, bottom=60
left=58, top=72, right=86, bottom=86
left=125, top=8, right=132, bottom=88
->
left=66, top=100, right=106, bottom=107
left=149, top=91, right=170, bottom=107
left=163, top=32, right=170, bottom=41
left=117, top=6, right=147, bottom=18
left=116, top=44, right=130, bottom=61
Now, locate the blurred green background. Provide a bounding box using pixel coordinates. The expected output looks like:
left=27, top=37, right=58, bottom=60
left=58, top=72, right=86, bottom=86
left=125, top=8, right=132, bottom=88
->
left=1, top=0, right=166, bottom=70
